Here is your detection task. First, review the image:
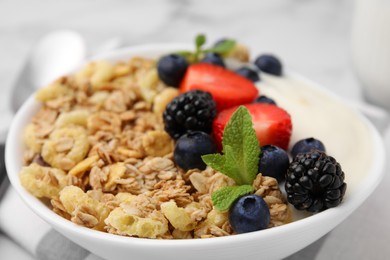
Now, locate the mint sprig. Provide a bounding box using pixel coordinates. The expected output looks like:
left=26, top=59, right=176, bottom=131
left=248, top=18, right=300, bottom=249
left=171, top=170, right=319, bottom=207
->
left=176, top=34, right=236, bottom=63
left=202, top=106, right=260, bottom=211
left=211, top=185, right=254, bottom=211
left=204, top=39, right=236, bottom=55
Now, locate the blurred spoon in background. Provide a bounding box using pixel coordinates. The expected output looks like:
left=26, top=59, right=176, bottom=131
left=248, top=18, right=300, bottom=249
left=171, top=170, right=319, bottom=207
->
left=0, top=30, right=86, bottom=143
left=11, top=30, right=86, bottom=112
left=0, top=31, right=123, bottom=143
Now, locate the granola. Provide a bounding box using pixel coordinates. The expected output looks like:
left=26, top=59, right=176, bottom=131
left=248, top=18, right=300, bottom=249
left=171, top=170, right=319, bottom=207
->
left=20, top=56, right=290, bottom=239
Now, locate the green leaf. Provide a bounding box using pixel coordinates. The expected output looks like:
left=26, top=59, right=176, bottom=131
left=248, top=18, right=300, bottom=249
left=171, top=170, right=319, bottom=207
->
left=222, top=106, right=260, bottom=185
left=204, top=39, right=236, bottom=55
left=211, top=185, right=254, bottom=211
left=175, top=50, right=194, bottom=57
left=195, top=34, right=206, bottom=50
left=223, top=145, right=245, bottom=184
left=175, top=51, right=196, bottom=63
left=201, top=153, right=226, bottom=174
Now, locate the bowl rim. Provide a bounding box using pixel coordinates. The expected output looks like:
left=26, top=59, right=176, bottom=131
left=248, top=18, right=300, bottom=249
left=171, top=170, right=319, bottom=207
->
left=5, top=43, right=386, bottom=248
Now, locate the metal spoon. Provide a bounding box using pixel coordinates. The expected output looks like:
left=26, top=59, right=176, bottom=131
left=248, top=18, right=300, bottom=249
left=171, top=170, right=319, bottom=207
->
left=0, top=30, right=86, bottom=143
left=11, top=30, right=86, bottom=112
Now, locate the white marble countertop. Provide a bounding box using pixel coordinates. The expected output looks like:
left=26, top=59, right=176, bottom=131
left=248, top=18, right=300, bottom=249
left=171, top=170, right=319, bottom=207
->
left=1, top=0, right=389, bottom=259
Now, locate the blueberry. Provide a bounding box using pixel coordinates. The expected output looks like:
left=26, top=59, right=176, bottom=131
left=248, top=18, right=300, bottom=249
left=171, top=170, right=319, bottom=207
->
left=174, top=131, right=217, bottom=171
left=258, top=145, right=289, bottom=182
left=253, top=95, right=277, bottom=105
left=201, top=53, right=225, bottom=67
left=157, top=54, right=188, bottom=87
left=291, top=137, right=326, bottom=158
left=254, top=54, right=282, bottom=76
left=229, top=195, right=270, bottom=234
left=235, top=67, right=260, bottom=82
left=213, top=38, right=231, bottom=47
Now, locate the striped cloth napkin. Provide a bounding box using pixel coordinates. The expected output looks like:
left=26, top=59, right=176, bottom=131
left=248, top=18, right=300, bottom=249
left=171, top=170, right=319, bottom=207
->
left=0, top=143, right=102, bottom=260
left=0, top=184, right=103, bottom=260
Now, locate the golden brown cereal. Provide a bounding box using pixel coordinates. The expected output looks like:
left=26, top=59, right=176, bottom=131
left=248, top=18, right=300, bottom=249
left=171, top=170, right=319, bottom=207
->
left=20, top=163, right=68, bottom=199
left=36, top=82, right=74, bottom=102
left=42, top=127, right=89, bottom=170
left=55, top=110, right=89, bottom=128
left=59, top=186, right=110, bottom=231
left=160, top=201, right=196, bottom=231
left=69, top=155, right=100, bottom=177
left=152, top=87, right=179, bottom=115
left=142, top=130, right=174, bottom=157
left=19, top=56, right=289, bottom=239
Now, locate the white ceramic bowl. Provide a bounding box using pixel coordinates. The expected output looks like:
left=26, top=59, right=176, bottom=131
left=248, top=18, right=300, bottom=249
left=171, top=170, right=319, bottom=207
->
left=6, top=44, right=386, bottom=260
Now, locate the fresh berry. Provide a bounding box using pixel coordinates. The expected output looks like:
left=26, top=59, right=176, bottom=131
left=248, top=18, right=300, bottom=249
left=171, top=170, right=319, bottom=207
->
left=201, top=53, right=225, bottom=67
left=213, top=38, right=230, bottom=47
left=180, top=63, right=258, bottom=111
left=235, top=67, right=260, bottom=82
left=157, top=54, right=188, bottom=87
left=174, top=131, right=217, bottom=171
left=285, top=150, right=347, bottom=212
left=229, top=195, right=270, bottom=234
left=254, top=54, right=282, bottom=76
left=291, top=137, right=326, bottom=158
left=163, top=90, right=217, bottom=139
left=253, top=95, right=277, bottom=105
left=258, top=145, right=289, bottom=182
left=213, top=103, right=292, bottom=150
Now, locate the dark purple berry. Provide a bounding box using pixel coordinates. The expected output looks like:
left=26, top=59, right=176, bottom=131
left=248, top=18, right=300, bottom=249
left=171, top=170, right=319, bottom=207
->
left=285, top=150, right=346, bottom=212
left=258, top=145, right=289, bottom=182
left=163, top=90, right=217, bottom=139
left=201, top=53, right=225, bottom=67
left=254, top=54, right=282, bottom=76
left=157, top=54, right=188, bottom=87
left=291, top=137, right=326, bottom=158
left=213, top=38, right=231, bottom=47
left=229, top=195, right=270, bottom=234
left=174, top=131, right=217, bottom=171
left=235, top=67, right=260, bottom=82
left=253, top=95, right=277, bottom=105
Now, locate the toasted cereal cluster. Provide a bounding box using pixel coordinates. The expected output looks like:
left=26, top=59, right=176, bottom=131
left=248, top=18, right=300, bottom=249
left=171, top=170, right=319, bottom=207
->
left=20, top=57, right=290, bottom=239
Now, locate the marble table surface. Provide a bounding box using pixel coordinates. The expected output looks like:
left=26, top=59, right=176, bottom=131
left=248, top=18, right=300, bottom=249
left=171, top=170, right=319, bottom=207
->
left=1, top=0, right=389, bottom=259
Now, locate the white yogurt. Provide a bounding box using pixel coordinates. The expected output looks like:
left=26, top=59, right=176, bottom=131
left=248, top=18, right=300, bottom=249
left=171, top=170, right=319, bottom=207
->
left=257, top=73, right=373, bottom=194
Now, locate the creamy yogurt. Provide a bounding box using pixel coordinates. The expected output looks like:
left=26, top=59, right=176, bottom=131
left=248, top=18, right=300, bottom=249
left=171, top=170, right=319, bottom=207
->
left=257, top=73, right=373, bottom=194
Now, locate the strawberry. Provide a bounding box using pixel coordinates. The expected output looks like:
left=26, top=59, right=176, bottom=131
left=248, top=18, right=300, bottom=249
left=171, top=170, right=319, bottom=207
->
left=179, top=63, right=259, bottom=111
left=213, top=104, right=292, bottom=150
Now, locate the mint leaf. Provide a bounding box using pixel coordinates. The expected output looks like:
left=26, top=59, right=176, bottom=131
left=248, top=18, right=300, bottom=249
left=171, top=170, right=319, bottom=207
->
left=223, top=145, right=245, bottom=184
left=202, top=106, right=260, bottom=185
left=222, top=106, right=260, bottom=185
left=204, top=39, right=236, bottom=55
left=203, top=145, right=245, bottom=184
left=201, top=86, right=260, bottom=212
left=211, top=185, right=254, bottom=211
left=195, top=34, right=206, bottom=50
left=175, top=50, right=194, bottom=57
left=202, top=153, right=226, bottom=174
left=175, top=51, right=196, bottom=63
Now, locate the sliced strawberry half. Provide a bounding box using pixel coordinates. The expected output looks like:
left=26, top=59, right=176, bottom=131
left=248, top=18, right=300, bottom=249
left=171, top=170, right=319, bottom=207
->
left=213, top=103, right=292, bottom=150
left=179, top=63, right=259, bottom=111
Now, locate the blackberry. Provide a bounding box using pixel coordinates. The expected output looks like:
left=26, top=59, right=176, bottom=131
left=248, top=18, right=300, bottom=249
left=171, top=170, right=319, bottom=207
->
left=163, top=90, right=217, bottom=139
left=285, top=150, right=347, bottom=212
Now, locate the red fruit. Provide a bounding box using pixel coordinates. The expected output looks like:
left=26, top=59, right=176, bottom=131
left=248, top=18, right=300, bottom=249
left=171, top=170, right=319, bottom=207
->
left=179, top=63, right=258, bottom=111
left=213, top=104, right=292, bottom=150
